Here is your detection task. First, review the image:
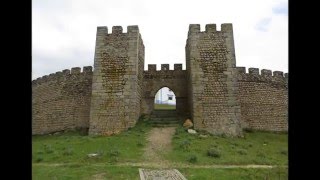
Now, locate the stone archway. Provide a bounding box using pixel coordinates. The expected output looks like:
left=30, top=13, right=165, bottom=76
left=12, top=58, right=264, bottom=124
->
left=154, top=87, right=176, bottom=110
left=141, top=67, right=189, bottom=117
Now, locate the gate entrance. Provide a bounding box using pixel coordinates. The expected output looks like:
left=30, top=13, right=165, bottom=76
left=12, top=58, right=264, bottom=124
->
left=154, top=87, right=176, bottom=110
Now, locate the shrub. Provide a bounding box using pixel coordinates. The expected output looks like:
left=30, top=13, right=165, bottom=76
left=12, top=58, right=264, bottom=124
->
left=108, top=149, right=120, bottom=163
left=207, top=148, right=221, bottom=158
left=280, top=150, right=288, bottom=155
left=108, top=149, right=120, bottom=157
left=175, top=127, right=186, bottom=135
left=179, top=139, right=191, bottom=151
left=35, top=156, right=43, bottom=163
left=44, top=144, right=54, bottom=154
left=96, top=149, right=104, bottom=156
left=63, top=147, right=73, bottom=156
left=137, top=142, right=144, bottom=147
left=237, top=149, right=248, bottom=155
left=187, top=155, right=197, bottom=163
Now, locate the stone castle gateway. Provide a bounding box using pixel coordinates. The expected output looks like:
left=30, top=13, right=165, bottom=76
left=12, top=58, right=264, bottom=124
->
left=32, top=23, right=288, bottom=136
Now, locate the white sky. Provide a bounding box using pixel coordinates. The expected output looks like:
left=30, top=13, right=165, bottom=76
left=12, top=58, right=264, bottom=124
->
left=32, top=0, right=288, bottom=80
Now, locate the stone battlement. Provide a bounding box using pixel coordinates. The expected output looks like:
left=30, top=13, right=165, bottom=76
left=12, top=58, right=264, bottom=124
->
left=96, top=25, right=140, bottom=35
left=236, top=67, right=288, bottom=78
left=235, top=67, right=288, bottom=88
left=188, top=23, right=233, bottom=35
left=143, top=64, right=186, bottom=80
left=146, top=64, right=184, bottom=71
left=32, top=66, right=93, bottom=85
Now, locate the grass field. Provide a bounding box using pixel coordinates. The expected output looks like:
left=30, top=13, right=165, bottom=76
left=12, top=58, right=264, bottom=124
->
left=154, top=103, right=176, bottom=109
left=32, top=164, right=287, bottom=180
left=32, top=120, right=151, bottom=164
left=32, top=117, right=288, bottom=179
left=166, top=127, right=288, bottom=166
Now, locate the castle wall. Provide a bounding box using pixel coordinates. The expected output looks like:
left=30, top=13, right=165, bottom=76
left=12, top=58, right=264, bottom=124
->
left=89, top=26, right=144, bottom=135
left=141, top=64, right=189, bottom=116
left=236, top=67, right=288, bottom=131
left=32, top=67, right=93, bottom=135
left=32, top=23, right=288, bottom=136
left=186, top=24, right=242, bottom=136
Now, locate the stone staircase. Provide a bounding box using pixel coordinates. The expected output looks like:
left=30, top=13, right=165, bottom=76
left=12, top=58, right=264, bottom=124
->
left=149, top=110, right=181, bottom=127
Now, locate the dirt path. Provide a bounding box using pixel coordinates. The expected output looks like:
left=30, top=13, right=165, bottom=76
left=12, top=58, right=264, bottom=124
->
left=143, top=127, right=176, bottom=164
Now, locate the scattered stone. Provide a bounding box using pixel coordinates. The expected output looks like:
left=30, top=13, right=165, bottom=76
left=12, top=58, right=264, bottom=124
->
left=183, top=119, right=193, bottom=129
left=199, top=134, right=208, bottom=138
left=87, top=153, right=99, bottom=158
left=53, top=131, right=62, bottom=135
left=188, top=129, right=197, bottom=134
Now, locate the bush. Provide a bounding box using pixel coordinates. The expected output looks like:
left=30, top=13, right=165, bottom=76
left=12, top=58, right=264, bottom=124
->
left=280, top=150, right=288, bottom=155
left=108, top=149, right=120, bottom=163
left=187, top=155, right=197, bottom=163
left=63, top=147, right=73, bottom=156
left=108, top=149, right=120, bottom=157
left=237, top=149, right=248, bottom=155
left=35, top=156, right=43, bottom=163
left=207, top=148, right=221, bottom=158
left=44, top=144, right=54, bottom=154
left=96, top=149, right=104, bottom=156
left=137, top=142, right=144, bottom=147
left=179, top=139, right=191, bottom=151
left=175, top=127, right=186, bottom=135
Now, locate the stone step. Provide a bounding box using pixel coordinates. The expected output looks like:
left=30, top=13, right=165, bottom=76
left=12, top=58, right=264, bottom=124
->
left=151, top=124, right=179, bottom=127
left=148, top=115, right=181, bottom=127
left=150, top=114, right=178, bottom=118
left=151, top=110, right=177, bottom=117
left=149, top=121, right=180, bottom=124
left=151, top=117, right=178, bottom=121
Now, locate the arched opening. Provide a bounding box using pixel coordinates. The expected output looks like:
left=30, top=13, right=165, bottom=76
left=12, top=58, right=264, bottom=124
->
left=154, top=87, right=176, bottom=110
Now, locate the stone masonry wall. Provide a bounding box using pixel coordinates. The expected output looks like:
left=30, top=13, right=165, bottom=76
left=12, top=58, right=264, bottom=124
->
left=236, top=67, right=288, bottom=131
left=142, top=64, right=188, bottom=116
left=186, top=24, right=242, bottom=136
left=32, top=66, right=93, bottom=135
left=32, top=23, right=288, bottom=136
left=89, top=26, right=144, bottom=135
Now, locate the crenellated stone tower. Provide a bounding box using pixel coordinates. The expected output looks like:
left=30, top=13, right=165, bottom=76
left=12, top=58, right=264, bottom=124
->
left=89, top=26, right=145, bottom=135
left=186, top=24, right=242, bottom=136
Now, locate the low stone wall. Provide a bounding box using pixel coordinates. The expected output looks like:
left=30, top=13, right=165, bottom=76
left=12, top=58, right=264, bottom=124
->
left=236, top=67, right=288, bottom=131
left=32, top=66, right=93, bottom=135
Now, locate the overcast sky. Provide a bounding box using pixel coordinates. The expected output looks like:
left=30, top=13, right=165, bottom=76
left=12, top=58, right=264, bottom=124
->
left=32, top=0, right=288, bottom=80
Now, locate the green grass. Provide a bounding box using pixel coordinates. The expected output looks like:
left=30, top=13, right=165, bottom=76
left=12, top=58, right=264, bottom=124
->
left=32, top=164, right=140, bottom=180
left=32, top=118, right=152, bottom=164
left=32, top=164, right=287, bottom=180
left=33, top=119, right=288, bottom=179
left=166, top=126, right=288, bottom=165
left=154, top=103, right=176, bottom=109
left=179, top=167, right=288, bottom=180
